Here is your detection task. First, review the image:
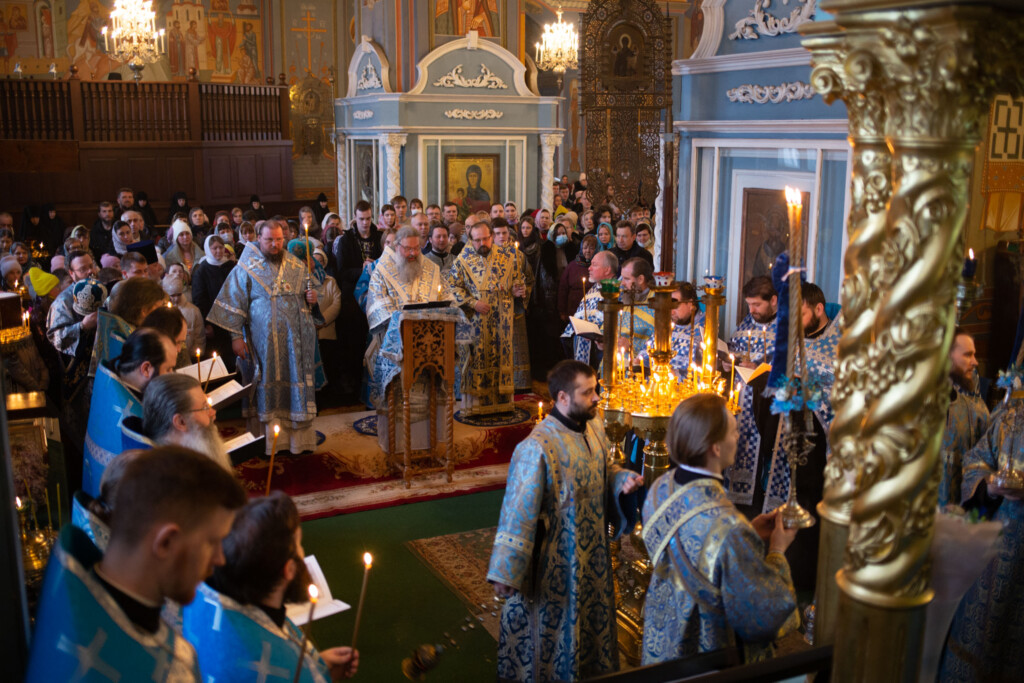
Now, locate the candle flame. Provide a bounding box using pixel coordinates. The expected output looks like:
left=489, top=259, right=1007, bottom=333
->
left=206, top=396, right=213, bottom=407
left=968, top=247, right=975, bottom=259
left=363, top=552, right=373, bottom=568
left=212, top=351, right=218, bottom=359
left=784, top=186, right=802, bottom=207
left=273, top=424, right=280, bottom=436
left=15, top=496, right=22, bottom=509
left=195, top=348, right=201, bottom=357
left=308, top=584, right=319, bottom=602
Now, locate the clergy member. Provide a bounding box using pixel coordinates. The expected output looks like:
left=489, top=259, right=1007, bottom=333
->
left=135, top=373, right=232, bottom=470
left=488, top=360, right=642, bottom=682
left=83, top=327, right=179, bottom=496
left=724, top=276, right=779, bottom=511
left=640, top=280, right=705, bottom=380
left=493, top=217, right=534, bottom=392
left=618, top=257, right=656, bottom=359
left=561, top=250, right=619, bottom=368
left=26, top=446, right=246, bottom=682
left=208, top=219, right=323, bottom=455
left=183, top=492, right=358, bottom=682
left=446, top=220, right=525, bottom=415
left=642, top=394, right=799, bottom=664
left=939, top=393, right=1024, bottom=681
left=364, top=226, right=450, bottom=409
left=938, top=328, right=989, bottom=507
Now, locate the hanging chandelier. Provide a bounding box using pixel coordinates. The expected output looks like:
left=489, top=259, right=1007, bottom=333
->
left=101, top=0, right=166, bottom=83
left=534, top=6, right=578, bottom=90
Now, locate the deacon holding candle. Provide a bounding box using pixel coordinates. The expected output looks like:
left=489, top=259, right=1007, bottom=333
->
left=183, top=492, right=360, bottom=682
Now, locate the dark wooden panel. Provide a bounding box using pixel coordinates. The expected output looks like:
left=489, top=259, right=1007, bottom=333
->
left=234, top=155, right=258, bottom=200
left=0, top=140, right=79, bottom=173
left=259, top=153, right=284, bottom=199
left=206, top=156, right=234, bottom=202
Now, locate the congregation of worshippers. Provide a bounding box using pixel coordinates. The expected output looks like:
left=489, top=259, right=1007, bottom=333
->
left=2, top=178, right=1016, bottom=682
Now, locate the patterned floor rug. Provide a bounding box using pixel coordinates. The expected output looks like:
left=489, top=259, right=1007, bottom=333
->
left=406, top=527, right=501, bottom=641
left=225, top=409, right=534, bottom=521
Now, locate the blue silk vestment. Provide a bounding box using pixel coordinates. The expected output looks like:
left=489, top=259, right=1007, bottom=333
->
left=26, top=525, right=200, bottom=682
left=639, top=312, right=706, bottom=381
left=724, top=316, right=777, bottom=507
left=487, top=414, right=632, bottom=682
left=71, top=491, right=110, bottom=551
left=182, top=583, right=331, bottom=683
left=758, top=315, right=842, bottom=512
left=445, top=244, right=519, bottom=413
left=89, top=310, right=133, bottom=377
left=641, top=472, right=798, bottom=664
left=562, top=284, right=605, bottom=363
left=207, top=243, right=324, bottom=442
left=938, top=383, right=990, bottom=508
left=83, top=361, right=142, bottom=496
left=939, top=402, right=1024, bottom=682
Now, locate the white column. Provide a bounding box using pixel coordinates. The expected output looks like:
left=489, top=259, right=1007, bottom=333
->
left=655, top=133, right=670, bottom=269
left=335, top=132, right=348, bottom=222
left=540, top=133, right=563, bottom=211
left=380, top=132, right=408, bottom=202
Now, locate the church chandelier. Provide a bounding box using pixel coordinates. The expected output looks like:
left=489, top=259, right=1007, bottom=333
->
left=101, top=0, right=166, bottom=83
left=534, top=6, right=579, bottom=90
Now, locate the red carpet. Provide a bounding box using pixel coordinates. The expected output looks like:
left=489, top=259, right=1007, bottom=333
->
left=231, top=414, right=533, bottom=521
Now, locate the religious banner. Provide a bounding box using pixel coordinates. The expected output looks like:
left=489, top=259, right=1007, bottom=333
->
left=982, top=94, right=1024, bottom=232
left=283, top=0, right=336, bottom=180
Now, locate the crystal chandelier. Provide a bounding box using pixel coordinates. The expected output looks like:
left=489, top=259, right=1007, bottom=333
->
left=101, top=0, right=166, bottom=83
left=534, top=7, right=578, bottom=90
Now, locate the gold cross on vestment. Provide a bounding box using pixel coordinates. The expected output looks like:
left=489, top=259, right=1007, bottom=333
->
left=291, top=10, right=326, bottom=73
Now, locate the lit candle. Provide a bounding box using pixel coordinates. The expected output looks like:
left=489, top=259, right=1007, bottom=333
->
left=203, top=352, right=218, bottom=392
left=437, top=283, right=442, bottom=300
left=728, top=354, right=735, bottom=399
left=15, top=496, right=22, bottom=511
left=292, top=584, right=319, bottom=683
left=351, top=552, right=373, bottom=650
left=537, top=401, right=544, bottom=421
left=102, top=26, right=108, bottom=52
left=195, top=348, right=202, bottom=382
left=265, top=424, right=281, bottom=496
left=962, top=247, right=977, bottom=279
left=785, top=186, right=803, bottom=241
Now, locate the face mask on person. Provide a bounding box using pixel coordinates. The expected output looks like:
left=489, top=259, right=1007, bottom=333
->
left=555, top=234, right=568, bottom=247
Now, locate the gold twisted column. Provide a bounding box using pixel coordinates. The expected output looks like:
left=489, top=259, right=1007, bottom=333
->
left=802, top=24, right=893, bottom=646
left=803, top=3, right=1024, bottom=680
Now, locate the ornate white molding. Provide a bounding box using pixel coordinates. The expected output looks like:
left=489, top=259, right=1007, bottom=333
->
left=356, top=64, right=382, bottom=91
left=673, top=118, right=848, bottom=133
left=410, top=31, right=533, bottom=97
left=444, top=108, right=504, bottom=120
left=727, top=81, right=815, bottom=104
left=691, top=0, right=728, bottom=60
left=352, top=110, right=374, bottom=120
left=729, top=0, right=817, bottom=41
left=345, top=36, right=393, bottom=98
left=673, top=47, right=810, bottom=75
left=432, top=64, right=508, bottom=90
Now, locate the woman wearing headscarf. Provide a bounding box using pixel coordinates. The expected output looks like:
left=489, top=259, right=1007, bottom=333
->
left=520, top=216, right=563, bottom=379
left=2, top=255, right=23, bottom=291
left=167, top=191, right=190, bottom=226
left=313, top=192, right=331, bottom=226
left=134, top=191, right=159, bottom=232
left=38, top=204, right=66, bottom=259
left=162, top=219, right=204, bottom=271
left=249, top=194, right=267, bottom=221
left=108, top=220, right=136, bottom=258
left=596, top=222, right=614, bottom=251
left=558, top=234, right=598, bottom=322
left=191, top=235, right=236, bottom=369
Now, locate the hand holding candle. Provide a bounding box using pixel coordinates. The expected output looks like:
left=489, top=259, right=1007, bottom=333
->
left=351, top=552, right=373, bottom=650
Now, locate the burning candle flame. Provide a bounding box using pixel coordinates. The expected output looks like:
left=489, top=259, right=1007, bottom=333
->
left=273, top=424, right=281, bottom=436
left=968, top=247, right=975, bottom=259
left=15, top=496, right=22, bottom=510
left=363, top=552, right=373, bottom=568
left=784, top=186, right=802, bottom=206
left=308, top=584, right=319, bottom=602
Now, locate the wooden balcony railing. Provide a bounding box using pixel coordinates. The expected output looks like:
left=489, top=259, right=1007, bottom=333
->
left=0, top=78, right=291, bottom=143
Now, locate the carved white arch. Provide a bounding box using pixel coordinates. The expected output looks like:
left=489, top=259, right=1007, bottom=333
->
left=690, top=0, right=727, bottom=60
left=408, top=30, right=534, bottom=97
left=346, top=35, right=393, bottom=98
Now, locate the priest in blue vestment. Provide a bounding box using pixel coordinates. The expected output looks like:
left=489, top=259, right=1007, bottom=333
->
left=642, top=394, right=800, bottom=665
left=939, top=393, right=1024, bottom=682
left=183, top=492, right=358, bottom=682
left=938, top=329, right=989, bottom=507
left=27, top=446, right=247, bottom=682
left=208, top=219, right=324, bottom=454
left=488, top=360, right=642, bottom=682
left=82, top=327, right=179, bottom=496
